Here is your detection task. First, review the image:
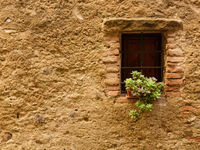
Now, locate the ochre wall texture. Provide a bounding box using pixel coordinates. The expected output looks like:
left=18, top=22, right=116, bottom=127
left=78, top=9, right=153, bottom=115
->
left=0, top=0, right=200, bottom=149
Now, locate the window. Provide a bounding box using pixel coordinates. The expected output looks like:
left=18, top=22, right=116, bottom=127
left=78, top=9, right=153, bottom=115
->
left=103, top=18, right=183, bottom=99
left=121, top=33, right=163, bottom=93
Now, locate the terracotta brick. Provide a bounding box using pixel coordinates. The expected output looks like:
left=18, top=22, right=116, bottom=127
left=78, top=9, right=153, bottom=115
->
left=167, top=48, right=183, bottom=57
left=106, top=66, right=119, bottom=73
left=104, top=35, right=119, bottom=42
left=106, top=86, right=120, bottom=91
left=106, top=73, right=119, bottom=79
left=104, top=49, right=119, bottom=56
left=194, top=137, right=200, bottom=142
left=182, top=111, right=190, bottom=115
left=167, top=57, right=184, bottom=63
left=167, top=37, right=175, bottom=43
left=104, top=78, right=120, bottom=85
left=165, top=86, right=180, bottom=92
left=166, top=92, right=181, bottom=97
left=185, top=136, right=200, bottom=142
left=166, top=65, right=184, bottom=73
left=180, top=106, right=195, bottom=112
left=102, top=56, right=118, bottom=63
left=165, top=79, right=183, bottom=86
left=117, top=58, right=120, bottom=65
left=106, top=91, right=120, bottom=97
left=166, top=44, right=175, bottom=49
left=167, top=32, right=176, bottom=38
left=110, top=49, right=119, bottom=55
left=167, top=63, right=178, bottom=66
left=111, top=42, right=120, bottom=49
left=166, top=73, right=183, bottom=79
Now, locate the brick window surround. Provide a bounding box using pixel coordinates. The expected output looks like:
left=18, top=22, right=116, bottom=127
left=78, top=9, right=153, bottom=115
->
left=103, top=18, right=183, bottom=102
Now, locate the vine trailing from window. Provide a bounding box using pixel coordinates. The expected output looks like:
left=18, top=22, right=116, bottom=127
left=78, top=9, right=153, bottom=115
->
left=124, top=71, right=164, bottom=120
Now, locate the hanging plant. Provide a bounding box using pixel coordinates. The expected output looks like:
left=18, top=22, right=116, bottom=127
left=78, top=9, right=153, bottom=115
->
left=124, top=71, right=164, bottom=120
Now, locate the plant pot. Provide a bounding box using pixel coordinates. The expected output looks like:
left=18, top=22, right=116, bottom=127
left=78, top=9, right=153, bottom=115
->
left=126, top=90, right=137, bottom=99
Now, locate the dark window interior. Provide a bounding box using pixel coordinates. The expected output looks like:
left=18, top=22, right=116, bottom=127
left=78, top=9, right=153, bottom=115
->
left=121, top=33, right=163, bottom=92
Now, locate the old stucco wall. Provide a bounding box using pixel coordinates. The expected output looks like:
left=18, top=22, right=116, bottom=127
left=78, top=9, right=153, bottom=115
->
left=0, top=0, right=200, bottom=149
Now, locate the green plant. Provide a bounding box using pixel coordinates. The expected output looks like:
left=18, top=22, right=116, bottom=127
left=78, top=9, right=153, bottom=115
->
left=125, top=71, right=164, bottom=120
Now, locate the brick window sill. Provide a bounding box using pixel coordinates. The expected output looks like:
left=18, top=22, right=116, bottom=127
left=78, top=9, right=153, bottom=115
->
left=115, top=94, right=167, bottom=104
left=115, top=96, right=138, bottom=104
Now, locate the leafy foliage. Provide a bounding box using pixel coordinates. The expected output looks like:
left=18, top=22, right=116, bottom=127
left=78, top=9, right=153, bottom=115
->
left=130, top=110, right=140, bottom=119
left=125, top=71, right=164, bottom=120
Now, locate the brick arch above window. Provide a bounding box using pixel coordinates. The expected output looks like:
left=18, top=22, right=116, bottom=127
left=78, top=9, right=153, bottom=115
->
left=102, top=18, right=184, bottom=102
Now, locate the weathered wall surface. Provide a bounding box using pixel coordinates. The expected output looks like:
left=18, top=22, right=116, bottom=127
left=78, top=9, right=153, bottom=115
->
left=0, top=0, right=200, bottom=149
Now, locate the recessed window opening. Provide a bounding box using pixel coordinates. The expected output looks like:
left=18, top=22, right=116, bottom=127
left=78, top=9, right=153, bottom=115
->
left=121, top=33, right=163, bottom=93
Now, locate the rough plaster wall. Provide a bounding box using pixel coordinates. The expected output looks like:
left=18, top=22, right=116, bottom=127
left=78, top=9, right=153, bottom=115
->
left=0, top=0, right=200, bottom=149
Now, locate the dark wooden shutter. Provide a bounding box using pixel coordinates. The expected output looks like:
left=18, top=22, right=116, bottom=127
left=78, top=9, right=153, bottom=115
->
left=121, top=33, right=163, bottom=92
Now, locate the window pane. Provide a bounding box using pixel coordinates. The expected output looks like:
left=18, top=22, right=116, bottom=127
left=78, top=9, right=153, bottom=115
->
left=126, top=39, right=141, bottom=51
left=142, top=53, right=161, bottom=66
left=121, top=68, right=141, bottom=80
left=143, top=34, right=161, bottom=51
left=122, top=34, right=141, bottom=52
left=142, top=68, right=162, bottom=82
left=122, top=53, right=141, bottom=67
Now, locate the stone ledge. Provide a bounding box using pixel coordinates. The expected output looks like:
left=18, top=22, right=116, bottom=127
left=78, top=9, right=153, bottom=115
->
left=103, top=18, right=183, bottom=33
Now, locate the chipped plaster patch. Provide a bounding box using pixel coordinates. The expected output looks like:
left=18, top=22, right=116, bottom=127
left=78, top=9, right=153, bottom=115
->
left=73, top=7, right=84, bottom=20
left=3, top=29, right=17, bottom=33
